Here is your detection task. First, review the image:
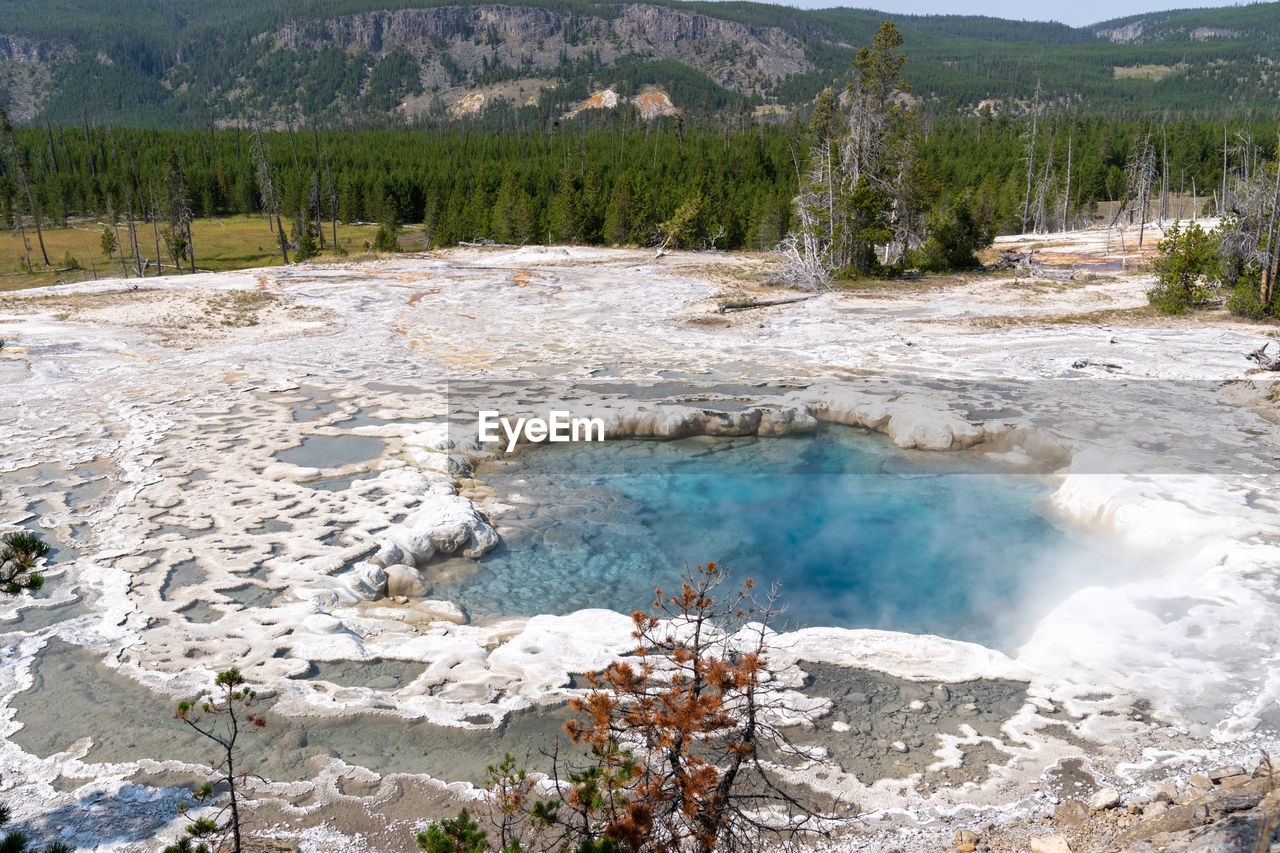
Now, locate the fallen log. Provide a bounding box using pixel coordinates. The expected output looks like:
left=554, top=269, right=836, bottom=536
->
left=717, top=295, right=815, bottom=313
left=1072, top=359, right=1123, bottom=370
left=1246, top=342, right=1280, bottom=371
left=988, top=249, right=1079, bottom=281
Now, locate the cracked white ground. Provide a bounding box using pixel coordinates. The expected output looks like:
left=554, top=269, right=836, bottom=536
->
left=1, top=226, right=1279, bottom=852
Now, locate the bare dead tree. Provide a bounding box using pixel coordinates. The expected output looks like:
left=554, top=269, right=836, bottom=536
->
left=1159, top=122, right=1170, bottom=222
left=125, top=193, right=143, bottom=277
left=1111, top=131, right=1159, bottom=247
left=251, top=127, right=289, bottom=265
left=1020, top=79, right=1042, bottom=233
left=0, top=107, right=50, bottom=267
left=107, top=195, right=128, bottom=278
left=1060, top=129, right=1073, bottom=232
left=149, top=186, right=164, bottom=275
left=323, top=143, right=339, bottom=250
left=1217, top=130, right=1280, bottom=308
left=789, top=88, right=840, bottom=286
left=778, top=233, right=833, bottom=292
left=1032, top=133, right=1055, bottom=234
left=168, top=151, right=196, bottom=272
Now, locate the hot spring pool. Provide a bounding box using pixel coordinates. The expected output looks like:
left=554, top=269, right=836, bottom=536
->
left=437, top=427, right=1133, bottom=649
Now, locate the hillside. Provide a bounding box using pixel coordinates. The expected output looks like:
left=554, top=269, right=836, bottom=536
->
left=0, top=0, right=1277, bottom=126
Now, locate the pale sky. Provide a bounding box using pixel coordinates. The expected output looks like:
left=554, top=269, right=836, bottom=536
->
left=769, top=0, right=1247, bottom=28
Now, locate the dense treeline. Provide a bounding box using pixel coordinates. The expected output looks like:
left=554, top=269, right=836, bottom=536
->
left=920, top=114, right=1279, bottom=232
left=1, top=113, right=1275, bottom=255
left=0, top=120, right=798, bottom=252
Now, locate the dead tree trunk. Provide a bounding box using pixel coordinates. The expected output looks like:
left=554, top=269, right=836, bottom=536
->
left=1060, top=130, right=1072, bottom=231
left=150, top=188, right=163, bottom=275
left=127, top=200, right=143, bottom=278
left=1020, top=81, right=1041, bottom=233
left=1247, top=343, right=1280, bottom=370
left=1262, top=133, right=1280, bottom=307
left=1, top=108, right=50, bottom=267
left=251, top=127, right=289, bottom=265
left=109, top=196, right=128, bottom=278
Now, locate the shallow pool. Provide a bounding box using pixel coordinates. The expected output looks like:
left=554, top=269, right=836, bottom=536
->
left=273, top=434, right=384, bottom=469
left=437, top=427, right=1133, bottom=649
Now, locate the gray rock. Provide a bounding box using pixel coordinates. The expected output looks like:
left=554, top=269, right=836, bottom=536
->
left=1208, top=765, right=1247, bottom=783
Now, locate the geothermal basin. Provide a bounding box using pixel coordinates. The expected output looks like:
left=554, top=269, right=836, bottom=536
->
left=1, top=233, right=1279, bottom=851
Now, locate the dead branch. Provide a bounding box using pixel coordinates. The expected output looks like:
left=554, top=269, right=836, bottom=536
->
left=718, top=296, right=816, bottom=313
left=988, top=250, right=1078, bottom=281
left=1247, top=343, right=1280, bottom=371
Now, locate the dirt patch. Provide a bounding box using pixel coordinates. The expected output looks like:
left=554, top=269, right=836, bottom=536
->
left=243, top=776, right=465, bottom=853
left=0, top=287, right=337, bottom=347
left=964, top=306, right=1160, bottom=329
left=791, top=661, right=1028, bottom=787
left=838, top=272, right=984, bottom=296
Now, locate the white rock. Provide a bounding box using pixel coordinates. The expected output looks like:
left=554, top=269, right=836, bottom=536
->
left=1030, top=835, right=1072, bottom=853
left=487, top=609, right=635, bottom=696
left=885, top=405, right=984, bottom=450
left=380, top=494, right=500, bottom=564
left=300, top=613, right=352, bottom=634
left=417, top=599, right=466, bottom=624
left=345, top=561, right=387, bottom=600
left=1090, top=787, right=1121, bottom=810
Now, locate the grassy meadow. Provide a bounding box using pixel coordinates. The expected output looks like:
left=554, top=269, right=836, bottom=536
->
left=0, top=216, right=400, bottom=292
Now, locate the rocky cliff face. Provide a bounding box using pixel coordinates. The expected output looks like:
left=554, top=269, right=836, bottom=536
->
left=0, top=35, right=73, bottom=121
left=0, top=34, right=73, bottom=64
left=1094, top=21, right=1147, bottom=43
left=271, top=3, right=809, bottom=97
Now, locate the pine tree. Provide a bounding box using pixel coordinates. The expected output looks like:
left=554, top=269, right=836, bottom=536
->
left=787, top=22, right=922, bottom=284
left=170, top=669, right=266, bottom=853
left=604, top=171, right=642, bottom=246
left=491, top=170, right=533, bottom=244
left=0, top=531, right=49, bottom=596
left=548, top=168, right=580, bottom=244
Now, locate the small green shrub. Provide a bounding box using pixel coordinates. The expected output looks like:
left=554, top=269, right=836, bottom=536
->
left=912, top=193, right=992, bottom=273
left=416, top=808, right=486, bottom=853
left=1, top=530, right=49, bottom=595
left=1148, top=221, right=1219, bottom=314
left=1225, top=273, right=1268, bottom=319
left=99, top=225, right=118, bottom=258
left=372, top=224, right=401, bottom=253
left=293, top=224, right=319, bottom=262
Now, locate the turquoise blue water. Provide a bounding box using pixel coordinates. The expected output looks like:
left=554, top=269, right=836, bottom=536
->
left=439, top=427, right=1128, bottom=649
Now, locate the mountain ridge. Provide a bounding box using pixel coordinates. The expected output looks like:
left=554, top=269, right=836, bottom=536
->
left=0, top=0, right=1276, bottom=126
